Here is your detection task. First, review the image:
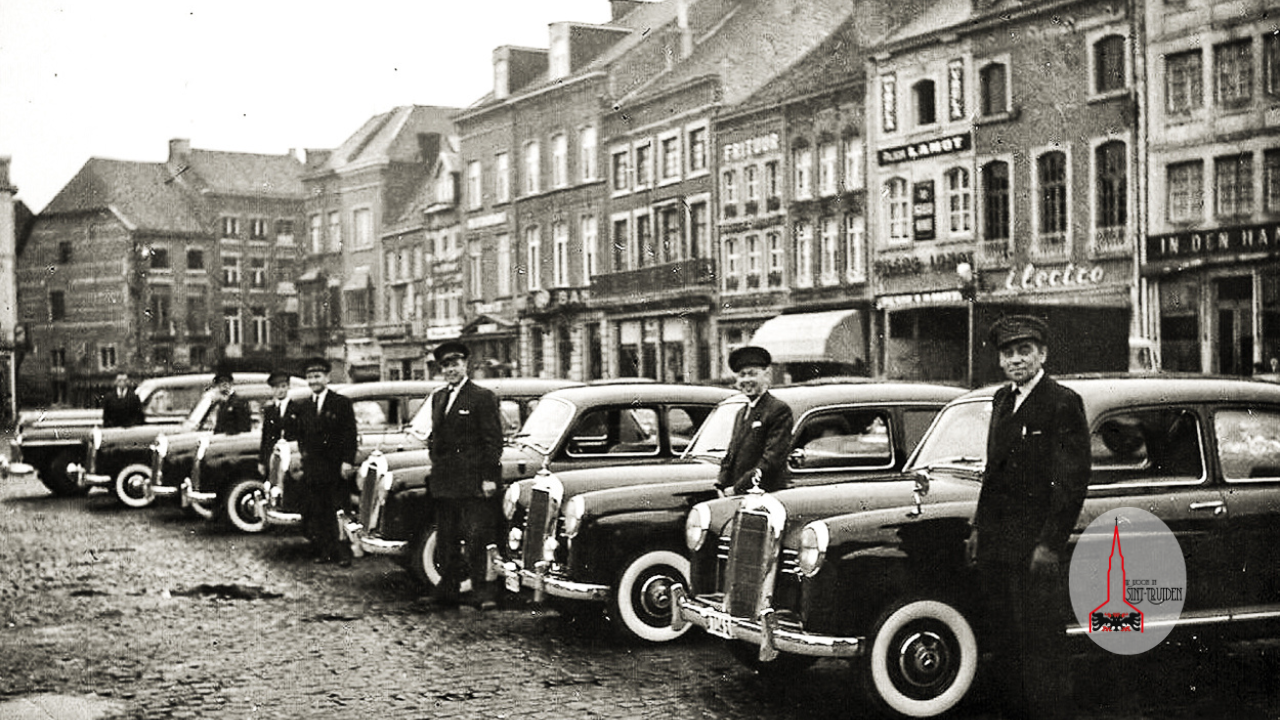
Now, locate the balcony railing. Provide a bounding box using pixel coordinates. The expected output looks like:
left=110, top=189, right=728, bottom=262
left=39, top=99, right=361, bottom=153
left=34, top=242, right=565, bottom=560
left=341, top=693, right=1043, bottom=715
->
left=592, top=257, right=716, bottom=299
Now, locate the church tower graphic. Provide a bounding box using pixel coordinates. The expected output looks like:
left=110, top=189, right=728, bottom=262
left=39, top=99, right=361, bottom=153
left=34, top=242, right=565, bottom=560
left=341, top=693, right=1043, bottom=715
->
left=1090, top=520, right=1144, bottom=632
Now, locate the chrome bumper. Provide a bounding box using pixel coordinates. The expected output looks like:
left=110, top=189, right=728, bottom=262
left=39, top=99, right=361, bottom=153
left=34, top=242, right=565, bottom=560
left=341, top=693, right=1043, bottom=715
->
left=337, top=511, right=407, bottom=558
left=252, top=489, right=302, bottom=527
left=180, top=478, right=213, bottom=505
left=671, top=584, right=865, bottom=660
left=486, top=546, right=610, bottom=603
left=71, top=464, right=111, bottom=489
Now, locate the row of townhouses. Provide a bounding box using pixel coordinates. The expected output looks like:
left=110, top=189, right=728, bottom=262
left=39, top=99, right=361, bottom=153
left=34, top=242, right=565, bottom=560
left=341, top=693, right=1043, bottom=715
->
left=16, top=0, right=1280, bottom=405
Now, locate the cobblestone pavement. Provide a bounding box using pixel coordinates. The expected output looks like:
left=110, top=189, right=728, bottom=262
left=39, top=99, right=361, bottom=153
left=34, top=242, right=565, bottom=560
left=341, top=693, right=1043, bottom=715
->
left=2, top=471, right=1279, bottom=720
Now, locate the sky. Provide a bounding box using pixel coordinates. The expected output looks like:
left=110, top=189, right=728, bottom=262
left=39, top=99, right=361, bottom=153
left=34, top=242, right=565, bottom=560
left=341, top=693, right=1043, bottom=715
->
left=0, top=0, right=614, bottom=213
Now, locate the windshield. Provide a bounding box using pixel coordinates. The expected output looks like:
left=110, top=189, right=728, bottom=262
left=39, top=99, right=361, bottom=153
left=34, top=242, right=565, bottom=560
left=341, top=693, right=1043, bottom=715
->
left=907, top=399, right=991, bottom=472
left=186, top=389, right=221, bottom=430
left=684, top=399, right=746, bottom=459
left=514, top=396, right=576, bottom=453
left=407, top=398, right=434, bottom=440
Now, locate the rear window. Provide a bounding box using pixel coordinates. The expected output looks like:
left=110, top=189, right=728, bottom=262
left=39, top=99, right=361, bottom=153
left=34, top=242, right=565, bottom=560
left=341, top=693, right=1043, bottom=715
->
left=1090, top=407, right=1204, bottom=486
left=1214, top=408, right=1280, bottom=482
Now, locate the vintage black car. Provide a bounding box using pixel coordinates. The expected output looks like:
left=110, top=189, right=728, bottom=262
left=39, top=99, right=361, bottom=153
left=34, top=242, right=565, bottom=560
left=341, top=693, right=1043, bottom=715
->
left=491, top=381, right=964, bottom=642
left=150, top=381, right=438, bottom=531
left=344, top=382, right=735, bottom=588
left=261, top=378, right=583, bottom=541
left=8, top=373, right=304, bottom=496
left=672, top=375, right=1280, bottom=718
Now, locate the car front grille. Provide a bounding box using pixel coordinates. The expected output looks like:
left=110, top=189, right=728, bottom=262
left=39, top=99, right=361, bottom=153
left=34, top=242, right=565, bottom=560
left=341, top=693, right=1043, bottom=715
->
left=523, top=487, right=554, bottom=569
left=358, top=464, right=381, bottom=529
left=151, top=449, right=164, bottom=486
left=725, top=508, right=775, bottom=619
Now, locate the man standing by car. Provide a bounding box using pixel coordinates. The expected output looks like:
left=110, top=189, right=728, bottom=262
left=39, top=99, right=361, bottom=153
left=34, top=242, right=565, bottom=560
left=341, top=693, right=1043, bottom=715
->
left=425, top=341, right=504, bottom=610
left=297, top=357, right=357, bottom=566
left=970, top=315, right=1090, bottom=719
left=102, top=372, right=145, bottom=428
left=211, top=369, right=252, bottom=435
left=258, top=370, right=297, bottom=477
left=716, top=346, right=793, bottom=494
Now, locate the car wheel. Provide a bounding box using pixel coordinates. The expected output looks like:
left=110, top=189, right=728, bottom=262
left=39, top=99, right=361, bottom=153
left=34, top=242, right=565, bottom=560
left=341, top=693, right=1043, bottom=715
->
left=114, top=464, right=154, bottom=508
left=224, top=479, right=268, bottom=533
left=727, top=641, right=818, bottom=681
left=181, top=499, right=214, bottom=520
left=40, top=449, right=88, bottom=497
left=610, top=549, right=691, bottom=643
left=859, top=597, right=978, bottom=719
left=407, top=526, right=471, bottom=593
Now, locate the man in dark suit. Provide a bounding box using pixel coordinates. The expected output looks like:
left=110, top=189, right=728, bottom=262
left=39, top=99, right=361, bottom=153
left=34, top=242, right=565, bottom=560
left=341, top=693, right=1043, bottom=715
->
left=102, top=373, right=145, bottom=428
left=296, top=357, right=357, bottom=566
left=970, top=315, right=1090, bottom=720
left=425, top=341, right=504, bottom=610
left=716, top=346, right=793, bottom=494
left=210, top=370, right=252, bottom=435
left=258, top=371, right=297, bottom=477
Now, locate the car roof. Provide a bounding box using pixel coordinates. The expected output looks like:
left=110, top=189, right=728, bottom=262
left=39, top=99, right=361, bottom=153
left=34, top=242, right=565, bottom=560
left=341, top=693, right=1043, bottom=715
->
left=756, top=381, right=967, bottom=414
left=328, top=380, right=440, bottom=398
left=539, top=383, right=736, bottom=405
left=137, top=373, right=308, bottom=390
left=475, top=377, right=584, bottom=396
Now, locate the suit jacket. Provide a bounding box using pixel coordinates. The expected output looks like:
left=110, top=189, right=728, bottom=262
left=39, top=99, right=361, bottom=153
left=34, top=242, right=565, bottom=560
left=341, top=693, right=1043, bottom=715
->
left=975, top=375, right=1090, bottom=565
left=295, top=389, right=358, bottom=483
left=717, top=392, right=794, bottom=493
left=258, top=399, right=298, bottom=468
left=213, top=392, right=253, bottom=435
left=427, top=379, right=503, bottom=499
left=102, top=390, right=145, bottom=428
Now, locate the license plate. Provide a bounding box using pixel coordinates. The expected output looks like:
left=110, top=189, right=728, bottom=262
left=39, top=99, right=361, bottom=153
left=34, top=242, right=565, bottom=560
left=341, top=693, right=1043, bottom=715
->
left=505, top=572, right=521, bottom=594
left=706, top=611, right=734, bottom=640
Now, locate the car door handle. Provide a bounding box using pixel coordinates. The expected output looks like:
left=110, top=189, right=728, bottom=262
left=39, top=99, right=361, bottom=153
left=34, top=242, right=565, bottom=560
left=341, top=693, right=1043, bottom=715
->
left=1189, top=500, right=1225, bottom=514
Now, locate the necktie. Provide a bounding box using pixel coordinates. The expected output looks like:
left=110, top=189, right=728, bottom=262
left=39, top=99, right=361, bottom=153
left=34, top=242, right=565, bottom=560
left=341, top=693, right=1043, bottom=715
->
left=1009, top=387, right=1022, bottom=415
left=446, top=384, right=460, bottom=414
left=314, top=393, right=323, bottom=414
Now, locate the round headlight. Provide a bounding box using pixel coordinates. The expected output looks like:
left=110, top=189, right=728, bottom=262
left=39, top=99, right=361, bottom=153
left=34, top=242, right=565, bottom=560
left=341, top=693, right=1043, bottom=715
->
left=541, top=535, right=559, bottom=563
left=502, top=482, right=522, bottom=519
left=561, top=495, right=585, bottom=538
left=685, top=503, right=711, bottom=551
left=507, top=526, right=524, bottom=552
left=796, top=522, right=830, bottom=577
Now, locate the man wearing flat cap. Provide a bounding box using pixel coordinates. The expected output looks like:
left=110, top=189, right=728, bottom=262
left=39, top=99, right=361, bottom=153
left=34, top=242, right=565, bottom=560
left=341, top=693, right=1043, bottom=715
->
left=425, top=341, right=504, bottom=610
left=210, top=369, right=252, bottom=435
left=296, top=356, right=358, bottom=566
left=716, top=345, right=793, bottom=494
left=258, top=370, right=298, bottom=477
left=969, top=315, right=1089, bottom=719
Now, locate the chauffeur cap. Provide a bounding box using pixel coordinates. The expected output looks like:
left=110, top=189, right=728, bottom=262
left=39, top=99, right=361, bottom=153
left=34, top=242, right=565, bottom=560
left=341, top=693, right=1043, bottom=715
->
left=432, top=341, right=471, bottom=363
left=987, top=314, right=1049, bottom=349
left=303, top=356, right=332, bottom=374
left=266, top=370, right=291, bottom=387
left=728, top=345, right=773, bottom=373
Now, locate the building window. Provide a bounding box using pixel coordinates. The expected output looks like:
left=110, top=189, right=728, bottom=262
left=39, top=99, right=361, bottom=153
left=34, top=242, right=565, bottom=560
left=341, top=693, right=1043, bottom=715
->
left=1167, top=161, right=1204, bottom=223
left=843, top=138, right=863, bottom=191
left=819, top=217, right=839, bottom=285
left=1165, top=49, right=1203, bottom=116
left=99, top=345, right=117, bottom=371
left=186, top=248, right=204, bottom=270
left=49, top=290, right=66, bottom=321
left=57, top=241, right=72, bottom=264
left=250, top=307, right=269, bottom=346
left=469, top=239, right=483, bottom=298
left=819, top=142, right=838, bottom=196
left=885, top=177, right=910, bottom=243
left=495, top=151, right=511, bottom=203
left=1096, top=141, right=1128, bottom=233
left=525, top=226, right=541, bottom=291
left=724, top=237, right=740, bottom=290
left=186, top=293, right=208, bottom=335
left=223, top=307, right=243, bottom=345
left=309, top=214, right=321, bottom=253
left=980, top=63, right=1008, bottom=116
left=1038, top=151, right=1068, bottom=244
left=496, top=234, right=512, bottom=296
left=352, top=208, right=372, bottom=249
left=467, top=161, right=483, bottom=209
left=635, top=142, right=653, bottom=187
left=1094, top=35, right=1127, bottom=94
left=746, top=234, right=761, bottom=279
left=765, top=161, right=780, bottom=201
left=612, top=149, right=630, bottom=192
left=794, top=146, right=813, bottom=200
left=552, top=222, right=569, bottom=287
left=913, top=79, right=937, bottom=126
left=523, top=141, right=540, bottom=195
left=690, top=201, right=708, bottom=258
left=612, top=218, right=629, bottom=271
left=722, top=170, right=738, bottom=210
left=249, top=257, right=267, bottom=288
left=580, top=126, right=598, bottom=182
left=221, top=216, right=240, bottom=238
left=149, top=246, right=170, bottom=270
left=1266, top=150, right=1280, bottom=213
left=275, top=219, right=294, bottom=243
left=660, top=205, right=682, bottom=262
left=51, top=348, right=66, bottom=368
left=767, top=232, right=784, bottom=286
left=1266, top=34, right=1280, bottom=97
left=982, top=161, right=1011, bottom=242
left=945, top=167, right=972, bottom=234
left=249, top=218, right=268, bottom=240
left=745, top=165, right=759, bottom=204
left=222, top=255, right=242, bottom=286
left=661, top=135, right=681, bottom=181
left=794, top=222, right=813, bottom=288
left=552, top=133, right=568, bottom=189
left=688, top=126, right=708, bottom=174
left=581, top=214, right=597, bottom=284
left=1215, top=153, right=1254, bottom=217
left=1215, top=39, right=1253, bottom=111
left=845, top=214, right=866, bottom=281
left=636, top=213, right=654, bottom=267
left=327, top=211, right=341, bottom=252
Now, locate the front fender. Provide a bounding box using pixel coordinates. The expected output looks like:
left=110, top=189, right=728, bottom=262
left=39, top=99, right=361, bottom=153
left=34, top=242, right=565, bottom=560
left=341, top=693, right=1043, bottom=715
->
left=569, top=509, right=691, bottom=584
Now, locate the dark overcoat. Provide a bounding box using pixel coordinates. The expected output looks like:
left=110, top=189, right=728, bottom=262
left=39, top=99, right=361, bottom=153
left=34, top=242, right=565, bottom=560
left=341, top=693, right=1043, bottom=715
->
left=427, top=380, right=503, bottom=499
left=717, top=391, right=794, bottom=493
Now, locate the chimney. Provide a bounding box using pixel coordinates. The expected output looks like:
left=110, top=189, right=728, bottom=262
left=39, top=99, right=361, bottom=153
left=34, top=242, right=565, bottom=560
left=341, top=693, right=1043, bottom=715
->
left=168, top=138, right=191, bottom=164
left=0, top=157, right=12, bottom=193
left=677, top=0, right=692, bottom=59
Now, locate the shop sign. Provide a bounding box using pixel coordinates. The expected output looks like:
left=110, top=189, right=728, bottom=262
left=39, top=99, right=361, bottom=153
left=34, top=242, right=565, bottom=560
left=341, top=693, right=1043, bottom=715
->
left=529, top=287, right=590, bottom=311
left=466, top=211, right=508, bottom=230
left=877, top=289, right=965, bottom=309
left=874, top=250, right=974, bottom=277
left=722, top=132, right=780, bottom=162
left=947, top=59, right=965, bottom=121
left=427, top=325, right=463, bottom=341
left=878, top=132, right=971, bottom=165
left=1004, top=261, right=1106, bottom=291
left=1147, top=222, right=1280, bottom=262
left=476, top=301, right=505, bottom=315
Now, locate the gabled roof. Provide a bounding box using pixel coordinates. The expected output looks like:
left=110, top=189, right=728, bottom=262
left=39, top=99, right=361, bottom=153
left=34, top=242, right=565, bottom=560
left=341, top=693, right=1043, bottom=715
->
left=41, top=158, right=207, bottom=235
left=321, top=105, right=460, bottom=173
left=879, top=0, right=972, bottom=47
left=385, top=137, right=462, bottom=232
left=180, top=149, right=304, bottom=199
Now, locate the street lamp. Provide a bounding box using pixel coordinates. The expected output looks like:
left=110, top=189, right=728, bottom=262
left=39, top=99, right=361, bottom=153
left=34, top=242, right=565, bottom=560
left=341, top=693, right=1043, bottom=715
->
left=957, top=262, right=977, bottom=387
